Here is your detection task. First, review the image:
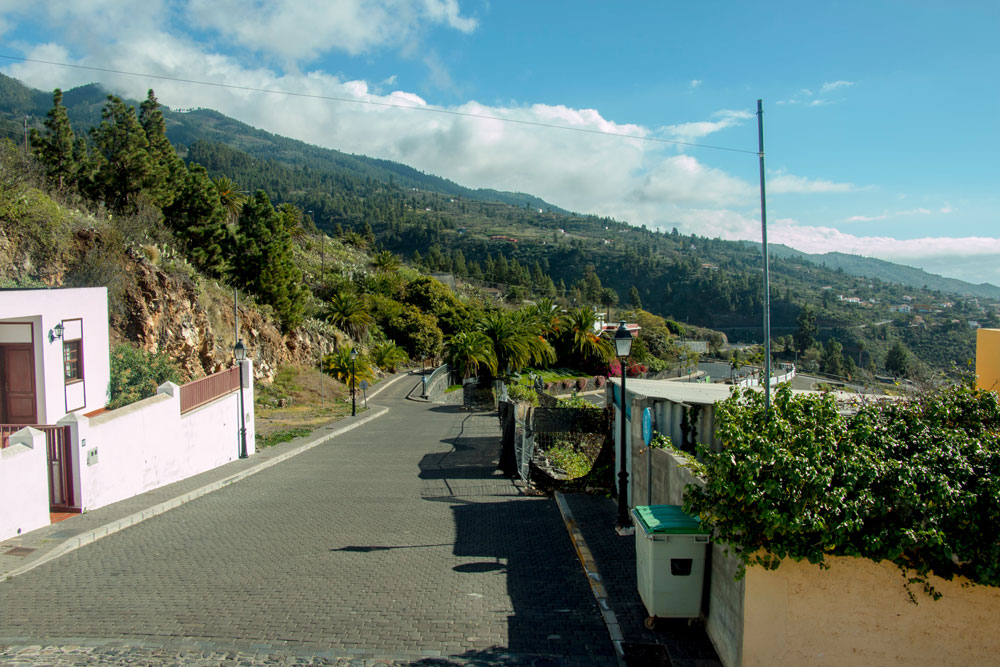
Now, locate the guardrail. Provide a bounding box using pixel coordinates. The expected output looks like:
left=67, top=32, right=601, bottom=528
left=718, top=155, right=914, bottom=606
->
left=421, top=364, right=451, bottom=400
left=179, top=366, right=241, bottom=414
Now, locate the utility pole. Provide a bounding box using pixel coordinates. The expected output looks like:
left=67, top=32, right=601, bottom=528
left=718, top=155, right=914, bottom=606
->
left=757, top=99, right=772, bottom=415
left=234, top=285, right=239, bottom=344
left=23, top=116, right=29, bottom=154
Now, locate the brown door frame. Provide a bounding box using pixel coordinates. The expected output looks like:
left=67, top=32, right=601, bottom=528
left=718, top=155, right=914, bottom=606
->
left=0, top=343, right=38, bottom=424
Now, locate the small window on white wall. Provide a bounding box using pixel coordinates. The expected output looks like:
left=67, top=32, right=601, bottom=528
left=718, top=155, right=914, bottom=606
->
left=64, top=339, right=82, bottom=382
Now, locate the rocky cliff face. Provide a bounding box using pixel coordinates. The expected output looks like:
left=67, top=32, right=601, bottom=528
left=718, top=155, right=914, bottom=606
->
left=2, top=224, right=336, bottom=384
left=114, top=249, right=338, bottom=383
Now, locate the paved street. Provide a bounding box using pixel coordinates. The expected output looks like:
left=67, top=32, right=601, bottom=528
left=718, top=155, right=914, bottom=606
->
left=0, top=378, right=616, bottom=666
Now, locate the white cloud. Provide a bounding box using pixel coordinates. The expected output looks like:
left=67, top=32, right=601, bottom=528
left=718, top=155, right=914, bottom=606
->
left=820, top=80, right=854, bottom=94
left=780, top=81, right=854, bottom=107
left=185, top=0, right=476, bottom=61
left=689, top=79, right=702, bottom=88
left=4, top=5, right=995, bottom=287
left=664, top=109, right=753, bottom=144
left=768, top=169, right=855, bottom=194
left=768, top=220, right=1000, bottom=286
left=847, top=213, right=888, bottom=222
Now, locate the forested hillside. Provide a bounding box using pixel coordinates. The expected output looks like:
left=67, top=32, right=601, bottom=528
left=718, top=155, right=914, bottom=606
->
left=3, top=75, right=996, bottom=382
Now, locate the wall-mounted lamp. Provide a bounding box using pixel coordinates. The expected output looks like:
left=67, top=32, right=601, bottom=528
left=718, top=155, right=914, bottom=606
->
left=49, top=322, right=65, bottom=343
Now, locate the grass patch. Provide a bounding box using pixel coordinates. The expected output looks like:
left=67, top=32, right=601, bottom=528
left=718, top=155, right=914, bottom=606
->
left=445, top=384, right=462, bottom=393
left=513, top=368, right=590, bottom=384
left=258, top=427, right=313, bottom=449
left=544, top=442, right=593, bottom=478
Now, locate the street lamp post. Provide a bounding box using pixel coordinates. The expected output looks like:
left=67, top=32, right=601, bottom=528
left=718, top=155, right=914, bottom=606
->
left=350, top=347, right=358, bottom=417
left=613, top=320, right=634, bottom=529
left=234, top=339, right=249, bottom=459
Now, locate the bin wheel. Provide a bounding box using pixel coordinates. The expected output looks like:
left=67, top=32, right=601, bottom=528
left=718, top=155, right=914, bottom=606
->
left=644, top=615, right=657, bottom=630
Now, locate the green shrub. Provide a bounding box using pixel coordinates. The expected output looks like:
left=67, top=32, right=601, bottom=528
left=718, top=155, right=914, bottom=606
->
left=107, top=343, right=183, bottom=409
left=506, top=382, right=538, bottom=405
left=685, top=383, right=1000, bottom=599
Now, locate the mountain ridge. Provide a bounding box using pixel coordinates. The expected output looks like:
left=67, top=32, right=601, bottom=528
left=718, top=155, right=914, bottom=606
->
left=1, top=73, right=996, bottom=303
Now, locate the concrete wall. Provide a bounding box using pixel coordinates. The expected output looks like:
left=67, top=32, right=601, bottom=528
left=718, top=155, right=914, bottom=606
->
left=58, top=360, right=255, bottom=512
left=742, top=555, right=1000, bottom=667
left=0, top=427, right=50, bottom=541
left=630, top=438, right=745, bottom=667
left=634, top=436, right=1000, bottom=667
left=976, top=328, right=1000, bottom=392
left=0, top=287, right=110, bottom=424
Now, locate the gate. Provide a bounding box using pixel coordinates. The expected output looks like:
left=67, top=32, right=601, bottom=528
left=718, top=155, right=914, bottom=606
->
left=0, top=424, right=75, bottom=509
left=47, top=425, right=75, bottom=509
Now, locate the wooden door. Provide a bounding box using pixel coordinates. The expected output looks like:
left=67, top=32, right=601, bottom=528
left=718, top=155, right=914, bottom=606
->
left=1, top=345, right=37, bottom=424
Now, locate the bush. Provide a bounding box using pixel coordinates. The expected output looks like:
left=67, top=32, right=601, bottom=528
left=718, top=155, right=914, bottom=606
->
left=506, top=382, right=538, bottom=406
left=107, top=343, right=183, bottom=409
left=684, top=383, right=1000, bottom=599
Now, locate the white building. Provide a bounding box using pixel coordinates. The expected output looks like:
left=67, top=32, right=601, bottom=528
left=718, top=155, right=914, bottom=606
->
left=1, top=287, right=255, bottom=541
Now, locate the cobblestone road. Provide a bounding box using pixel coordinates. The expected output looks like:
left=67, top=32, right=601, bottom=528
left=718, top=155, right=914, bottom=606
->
left=0, top=379, right=615, bottom=666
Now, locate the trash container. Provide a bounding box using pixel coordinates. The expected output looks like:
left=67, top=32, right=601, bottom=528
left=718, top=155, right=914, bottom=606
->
left=632, top=504, right=710, bottom=625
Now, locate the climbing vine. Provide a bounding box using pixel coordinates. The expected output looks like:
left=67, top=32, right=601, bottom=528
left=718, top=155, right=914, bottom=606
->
left=683, top=383, right=1000, bottom=600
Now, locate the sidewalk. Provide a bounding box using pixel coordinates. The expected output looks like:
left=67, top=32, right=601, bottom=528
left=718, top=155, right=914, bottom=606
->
left=557, top=493, right=723, bottom=667
left=0, top=372, right=405, bottom=582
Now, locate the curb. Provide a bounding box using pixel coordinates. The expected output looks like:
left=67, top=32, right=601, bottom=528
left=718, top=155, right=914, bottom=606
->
left=4, top=372, right=412, bottom=581
left=554, top=491, right=626, bottom=667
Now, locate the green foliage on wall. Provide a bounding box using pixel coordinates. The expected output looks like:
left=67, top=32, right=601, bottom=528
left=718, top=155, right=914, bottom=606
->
left=684, top=383, right=1000, bottom=599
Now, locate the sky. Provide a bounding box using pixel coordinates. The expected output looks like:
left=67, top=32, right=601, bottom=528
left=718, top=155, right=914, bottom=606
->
left=2, top=1, right=999, bottom=286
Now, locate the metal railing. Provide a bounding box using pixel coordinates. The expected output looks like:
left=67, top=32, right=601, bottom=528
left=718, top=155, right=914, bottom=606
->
left=180, top=366, right=241, bottom=414
left=421, top=363, right=451, bottom=400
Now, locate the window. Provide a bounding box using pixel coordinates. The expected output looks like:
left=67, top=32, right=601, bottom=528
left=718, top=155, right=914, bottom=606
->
left=64, top=339, right=82, bottom=382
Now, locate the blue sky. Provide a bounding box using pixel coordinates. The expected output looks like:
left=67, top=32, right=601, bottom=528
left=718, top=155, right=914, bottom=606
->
left=2, top=1, right=999, bottom=285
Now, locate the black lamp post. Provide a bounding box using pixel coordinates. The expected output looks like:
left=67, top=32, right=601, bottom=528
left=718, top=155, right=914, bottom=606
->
left=350, top=348, right=358, bottom=417
left=614, top=320, right=633, bottom=529
left=234, top=339, right=249, bottom=459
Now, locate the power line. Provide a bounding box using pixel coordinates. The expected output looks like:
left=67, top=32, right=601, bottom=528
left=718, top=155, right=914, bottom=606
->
left=0, top=54, right=759, bottom=155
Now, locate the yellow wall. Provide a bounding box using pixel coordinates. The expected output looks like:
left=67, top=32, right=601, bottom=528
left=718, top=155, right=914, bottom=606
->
left=741, top=555, right=1000, bottom=667
left=977, top=328, right=1000, bottom=392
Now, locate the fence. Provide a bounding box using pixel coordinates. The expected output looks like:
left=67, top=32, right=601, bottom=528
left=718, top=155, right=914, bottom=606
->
left=180, top=366, right=241, bottom=413
left=499, top=398, right=611, bottom=486
left=421, top=363, right=451, bottom=401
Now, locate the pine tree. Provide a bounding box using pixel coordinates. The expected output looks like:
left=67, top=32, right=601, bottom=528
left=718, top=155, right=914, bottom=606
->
left=232, top=191, right=306, bottom=331
left=164, top=164, right=230, bottom=277
left=89, top=95, right=154, bottom=213
left=139, top=89, right=186, bottom=208
left=629, top=285, right=643, bottom=310
left=29, top=89, right=77, bottom=190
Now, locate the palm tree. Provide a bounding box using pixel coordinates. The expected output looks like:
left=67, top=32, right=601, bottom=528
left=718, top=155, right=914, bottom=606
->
left=561, top=306, right=613, bottom=367
left=477, top=310, right=555, bottom=377
left=372, top=250, right=401, bottom=273
left=600, top=287, right=619, bottom=324
left=322, top=346, right=374, bottom=386
left=525, top=298, right=563, bottom=338
left=370, top=340, right=409, bottom=372
left=446, top=331, right=497, bottom=379
left=326, top=290, right=374, bottom=342
left=212, top=176, right=246, bottom=226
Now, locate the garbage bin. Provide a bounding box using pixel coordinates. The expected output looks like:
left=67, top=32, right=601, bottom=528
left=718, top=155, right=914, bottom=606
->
left=632, top=504, right=710, bottom=625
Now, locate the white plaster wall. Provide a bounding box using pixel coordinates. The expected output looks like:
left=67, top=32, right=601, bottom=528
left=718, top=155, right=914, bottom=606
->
left=0, top=428, right=50, bottom=541
left=0, top=287, right=110, bottom=424
left=637, top=442, right=745, bottom=667
left=59, top=362, right=256, bottom=512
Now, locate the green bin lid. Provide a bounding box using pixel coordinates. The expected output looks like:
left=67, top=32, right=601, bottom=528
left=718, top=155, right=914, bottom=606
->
left=634, top=505, right=710, bottom=535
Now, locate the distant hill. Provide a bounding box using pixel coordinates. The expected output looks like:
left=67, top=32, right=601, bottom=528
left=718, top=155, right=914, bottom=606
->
left=0, top=74, right=570, bottom=215
left=758, top=244, right=1000, bottom=300
left=2, top=73, right=995, bottom=379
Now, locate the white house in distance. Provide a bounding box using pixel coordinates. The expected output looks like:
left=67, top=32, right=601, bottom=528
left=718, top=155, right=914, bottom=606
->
left=1, top=287, right=255, bottom=542
left=0, top=287, right=110, bottom=427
